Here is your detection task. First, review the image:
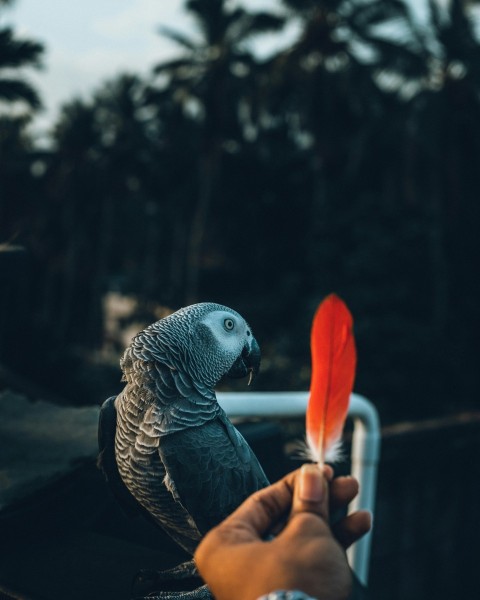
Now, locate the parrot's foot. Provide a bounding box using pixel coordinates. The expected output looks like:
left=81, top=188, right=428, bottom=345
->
left=132, top=560, right=212, bottom=599
left=135, top=585, right=211, bottom=600
left=136, top=559, right=198, bottom=583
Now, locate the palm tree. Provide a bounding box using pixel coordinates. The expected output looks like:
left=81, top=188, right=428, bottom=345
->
left=151, top=0, right=284, bottom=303
left=401, top=0, right=480, bottom=406
left=0, top=0, right=44, bottom=109
left=42, top=74, right=162, bottom=347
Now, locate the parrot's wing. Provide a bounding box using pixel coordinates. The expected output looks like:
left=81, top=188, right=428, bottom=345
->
left=157, top=415, right=269, bottom=535
left=97, top=395, right=145, bottom=517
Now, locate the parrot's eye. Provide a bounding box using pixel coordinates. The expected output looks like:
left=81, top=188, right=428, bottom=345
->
left=223, top=318, right=235, bottom=331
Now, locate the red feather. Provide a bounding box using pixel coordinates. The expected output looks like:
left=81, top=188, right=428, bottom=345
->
left=306, top=294, right=357, bottom=464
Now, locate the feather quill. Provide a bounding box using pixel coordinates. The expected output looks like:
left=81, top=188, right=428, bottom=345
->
left=306, top=294, right=357, bottom=464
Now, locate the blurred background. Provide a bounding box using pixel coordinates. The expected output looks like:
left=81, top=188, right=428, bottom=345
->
left=1, top=1, right=480, bottom=598
left=1, top=0, right=479, bottom=422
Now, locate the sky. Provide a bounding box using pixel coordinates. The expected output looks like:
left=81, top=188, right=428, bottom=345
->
left=2, top=0, right=447, bottom=139
left=3, top=0, right=289, bottom=136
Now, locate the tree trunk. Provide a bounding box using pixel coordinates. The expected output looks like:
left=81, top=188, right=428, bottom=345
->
left=0, top=245, right=28, bottom=369
left=427, top=165, right=448, bottom=338
left=184, top=147, right=220, bottom=304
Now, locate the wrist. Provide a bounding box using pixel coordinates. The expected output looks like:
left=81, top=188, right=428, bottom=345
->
left=257, top=591, right=318, bottom=600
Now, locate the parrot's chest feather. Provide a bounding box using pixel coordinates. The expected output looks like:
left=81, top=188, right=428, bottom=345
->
left=115, top=380, right=220, bottom=456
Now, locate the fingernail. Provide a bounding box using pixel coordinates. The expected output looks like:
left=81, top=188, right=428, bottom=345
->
left=299, top=464, right=324, bottom=502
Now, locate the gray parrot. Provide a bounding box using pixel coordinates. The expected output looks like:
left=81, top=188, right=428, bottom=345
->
left=98, top=302, right=269, bottom=567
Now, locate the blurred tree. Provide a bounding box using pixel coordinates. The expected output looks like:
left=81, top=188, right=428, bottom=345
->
left=0, top=0, right=46, bottom=383
left=0, top=0, right=44, bottom=244
left=395, top=0, right=480, bottom=414
left=41, top=99, right=102, bottom=347
left=0, top=115, right=35, bottom=242
left=0, top=0, right=44, bottom=109
left=267, top=0, right=429, bottom=283
left=151, top=0, right=284, bottom=303
left=3, top=0, right=478, bottom=419
left=230, top=0, right=436, bottom=408
left=39, top=75, right=159, bottom=349
left=21, top=75, right=169, bottom=401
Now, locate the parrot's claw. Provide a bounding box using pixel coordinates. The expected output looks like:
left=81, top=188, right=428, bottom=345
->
left=136, top=585, right=212, bottom=599
left=135, top=559, right=197, bottom=584
left=132, top=560, right=212, bottom=599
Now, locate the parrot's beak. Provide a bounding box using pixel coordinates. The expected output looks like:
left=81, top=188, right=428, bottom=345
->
left=227, top=337, right=261, bottom=383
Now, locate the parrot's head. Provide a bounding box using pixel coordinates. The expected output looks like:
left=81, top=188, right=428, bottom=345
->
left=190, top=303, right=261, bottom=386
left=128, top=302, right=260, bottom=392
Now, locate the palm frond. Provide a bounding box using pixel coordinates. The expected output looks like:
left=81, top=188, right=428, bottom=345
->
left=153, top=57, right=202, bottom=75
left=158, top=25, right=198, bottom=51
left=0, top=78, right=42, bottom=108
left=229, top=11, right=286, bottom=44
left=0, top=28, right=44, bottom=69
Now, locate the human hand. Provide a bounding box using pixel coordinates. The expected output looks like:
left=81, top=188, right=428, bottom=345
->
left=194, top=465, right=371, bottom=600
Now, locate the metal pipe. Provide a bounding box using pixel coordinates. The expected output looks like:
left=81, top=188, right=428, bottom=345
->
left=217, top=391, right=380, bottom=586
left=346, top=394, right=381, bottom=586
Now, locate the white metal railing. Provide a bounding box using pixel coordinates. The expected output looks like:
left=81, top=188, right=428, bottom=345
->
left=216, top=391, right=380, bottom=586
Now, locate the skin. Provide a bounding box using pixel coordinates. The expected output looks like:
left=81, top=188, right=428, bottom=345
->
left=194, top=465, right=372, bottom=600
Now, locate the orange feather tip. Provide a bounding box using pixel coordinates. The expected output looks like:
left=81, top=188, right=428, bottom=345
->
left=306, top=294, right=357, bottom=465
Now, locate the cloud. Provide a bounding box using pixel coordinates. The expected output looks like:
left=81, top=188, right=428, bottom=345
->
left=11, top=0, right=293, bottom=135
left=27, top=1, right=194, bottom=130
left=92, top=0, right=189, bottom=41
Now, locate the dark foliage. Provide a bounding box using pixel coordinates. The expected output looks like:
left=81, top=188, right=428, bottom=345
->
left=0, top=9, right=44, bottom=108
left=0, top=0, right=479, bottom=422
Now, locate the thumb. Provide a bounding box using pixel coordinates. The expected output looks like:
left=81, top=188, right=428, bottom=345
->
left=291, top=463, right=331, bottom=522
